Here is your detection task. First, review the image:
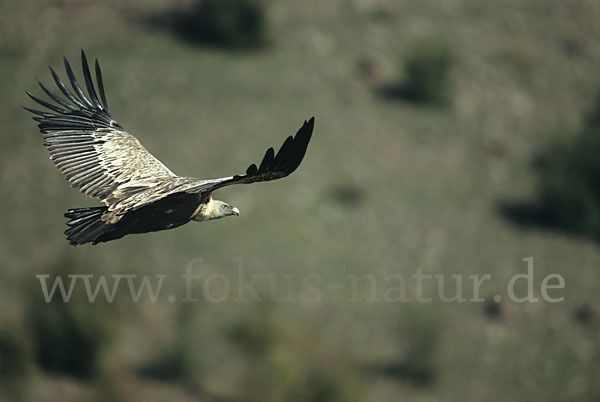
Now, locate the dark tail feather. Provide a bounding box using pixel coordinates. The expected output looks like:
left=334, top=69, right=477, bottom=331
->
left=64, top=206, right=112, bottom=245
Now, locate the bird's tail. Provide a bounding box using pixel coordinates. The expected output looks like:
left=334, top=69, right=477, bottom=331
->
left=64, top=207, right=112, bottom=245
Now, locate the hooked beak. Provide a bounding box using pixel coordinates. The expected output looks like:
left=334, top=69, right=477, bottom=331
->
left=232, top=207, right=240, bottom=216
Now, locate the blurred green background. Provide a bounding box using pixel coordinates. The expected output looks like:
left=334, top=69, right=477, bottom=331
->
left=1, top=0, right=600, bottom=401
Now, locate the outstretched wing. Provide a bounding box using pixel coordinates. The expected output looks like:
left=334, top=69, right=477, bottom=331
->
left=186, top=117, right=314, bottom=194
left=25, top=50, right=178, bottom=208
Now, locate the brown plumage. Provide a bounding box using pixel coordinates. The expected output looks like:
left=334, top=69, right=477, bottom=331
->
left=26, top=50, right=314, bottom=245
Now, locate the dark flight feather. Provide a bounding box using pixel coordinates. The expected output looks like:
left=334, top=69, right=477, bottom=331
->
left=50, top=66, right=87, bottom=109
left=37, top=78, right=78, bottom=111
left=81, top=50, right=103, bottom=110
left=94, top=59, right=109, bottom=112
left=64, top=56, right=94, bottom=109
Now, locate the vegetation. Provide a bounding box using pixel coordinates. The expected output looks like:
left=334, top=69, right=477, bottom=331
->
left=0, top=327, right=30, bottom=380
left=27, top=295, right=111, bottom=379
left=1, top=0, right=600, bottom=401
left=171, top=0, right=267, bottom=48
left=25, top=257, right=113, bottom=380
left=534, top=94, right=600, bottom=237
left=399, top=41, right=454, bottom=105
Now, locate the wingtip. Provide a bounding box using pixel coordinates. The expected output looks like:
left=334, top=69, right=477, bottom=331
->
left=303, top=116, right=315, bottom=132
left=80, top=49, right=88, bottom=65
left=48, top=65, right=60, bottom=80
left=297, top=117, right=314, bottom=134
left=63, top=56, right=73, bottom=74
left=25, top=91, right=38, bottom=102
left=80, top=51, right=88, bottom=67
left=300, top=116, right=315, bottom=138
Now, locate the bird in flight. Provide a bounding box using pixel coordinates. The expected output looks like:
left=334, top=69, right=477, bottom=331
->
left=26, top=50, right=314, bottom=245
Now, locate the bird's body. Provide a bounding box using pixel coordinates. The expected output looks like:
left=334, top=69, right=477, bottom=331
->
left=26, top=51, right=314, bottom=245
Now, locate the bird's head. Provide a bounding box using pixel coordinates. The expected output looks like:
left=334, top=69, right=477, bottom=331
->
left=218, top=201, right=240, bottom=216
left=216, top=200, right=240, bottom=218
left=192, top=197, right=239, bottom=221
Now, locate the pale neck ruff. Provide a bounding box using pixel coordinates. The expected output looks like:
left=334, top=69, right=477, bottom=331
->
left=191, top=197, right=220, bottom=221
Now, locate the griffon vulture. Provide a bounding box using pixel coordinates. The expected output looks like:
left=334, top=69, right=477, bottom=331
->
left=25, top=51, right=314, bottom=245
